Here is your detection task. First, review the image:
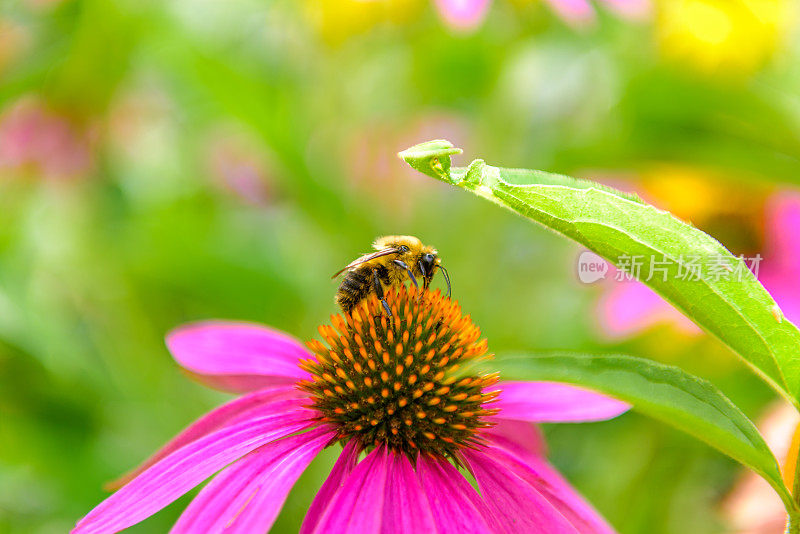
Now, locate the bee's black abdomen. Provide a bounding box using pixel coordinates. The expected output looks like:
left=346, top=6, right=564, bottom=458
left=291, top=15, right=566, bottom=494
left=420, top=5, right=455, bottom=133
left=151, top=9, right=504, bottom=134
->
left=336, top=266, right=373, bottom=313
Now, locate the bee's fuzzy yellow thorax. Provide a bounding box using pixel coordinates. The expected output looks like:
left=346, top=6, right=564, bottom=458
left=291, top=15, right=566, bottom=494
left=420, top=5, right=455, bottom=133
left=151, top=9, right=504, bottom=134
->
left=373, top=235, right=422, bottom=250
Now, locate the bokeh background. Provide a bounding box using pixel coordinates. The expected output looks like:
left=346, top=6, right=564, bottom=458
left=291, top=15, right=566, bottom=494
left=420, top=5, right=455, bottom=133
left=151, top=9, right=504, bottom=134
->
left=2, top=0, right=800, bottom=532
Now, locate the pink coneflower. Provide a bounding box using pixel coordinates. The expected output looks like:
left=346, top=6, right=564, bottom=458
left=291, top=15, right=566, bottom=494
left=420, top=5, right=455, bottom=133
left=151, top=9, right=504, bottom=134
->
left=74, top=286, right=628, bottom=533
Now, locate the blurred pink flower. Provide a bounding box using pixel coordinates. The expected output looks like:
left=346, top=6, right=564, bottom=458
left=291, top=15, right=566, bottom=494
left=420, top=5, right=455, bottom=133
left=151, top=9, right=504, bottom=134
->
left=347, top=112, right=471, bottom=217
left=74, top=288, right=628, bottom=533
left=597, top=275, right=701, bottom=339
left=434, top=0, right=492, bottom=30
left=434, top=0, right=650, bottom=30
left=0, top=97, right=94, bottom=181
left=760, top=192, right=800, bottom=324
left=545, top=0, right=650, bottom=25
left=595, top=190, right=800, bottom=339
left=206, top=135, right=273, bottom=207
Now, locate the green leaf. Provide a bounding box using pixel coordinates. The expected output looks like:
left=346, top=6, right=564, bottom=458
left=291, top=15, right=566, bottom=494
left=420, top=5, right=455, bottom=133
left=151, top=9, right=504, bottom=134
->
left=397, top=140, right=462, bottom=183
left=494, top=353, right=796, bottom=513
left=399, top=141, right=800, bottom=406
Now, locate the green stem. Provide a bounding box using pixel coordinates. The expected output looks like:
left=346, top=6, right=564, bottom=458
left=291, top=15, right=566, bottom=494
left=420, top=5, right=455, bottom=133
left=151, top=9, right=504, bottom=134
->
left=788, top=513, right=800, bottom=534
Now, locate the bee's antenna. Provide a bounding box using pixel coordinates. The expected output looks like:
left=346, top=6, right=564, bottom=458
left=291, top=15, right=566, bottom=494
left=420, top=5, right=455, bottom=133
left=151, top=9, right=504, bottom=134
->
left=439, top=265, right=451, bottom=299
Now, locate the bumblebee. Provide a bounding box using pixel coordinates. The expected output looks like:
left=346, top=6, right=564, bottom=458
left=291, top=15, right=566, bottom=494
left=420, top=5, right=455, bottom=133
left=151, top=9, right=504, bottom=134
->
left=332, top=235, right=450, bottom=317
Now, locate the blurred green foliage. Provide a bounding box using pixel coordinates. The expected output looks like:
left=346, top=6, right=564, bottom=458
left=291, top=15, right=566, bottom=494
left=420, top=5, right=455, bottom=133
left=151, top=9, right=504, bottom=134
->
left=1, top=0, right=798, bottom=532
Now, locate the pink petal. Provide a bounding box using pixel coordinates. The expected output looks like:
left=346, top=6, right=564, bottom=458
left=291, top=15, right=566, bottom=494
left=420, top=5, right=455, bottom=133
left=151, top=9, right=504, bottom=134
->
left=382, top=453, right=437, bottom=534
left=107, top=386, right=307, bottom=489
left=171, top=426, right=333, bottom=533
left=73, top=412, right=313, bottom=534
left=166, top=321, right=310, bottom=393
left=416, top=454, right=493, bottom=534
left=483, top=438, right=616, bottom=534
left=300, top=440, right=361, bottom=534
left=484, top=418, right=547, bottom=457
left=489, top=381, right=630, bottom=423
left=312, top=446, right=390, bottom=533
left=464, top=449, right=580, bottom=533
left=434, top=0, right=492, bottom=31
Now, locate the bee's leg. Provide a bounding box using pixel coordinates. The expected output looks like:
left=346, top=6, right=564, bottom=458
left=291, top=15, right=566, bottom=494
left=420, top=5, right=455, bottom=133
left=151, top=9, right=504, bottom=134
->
left=372, top=268, right=392, bottom=319
left=392, top=260, right=418, bottom=291
left=439, top=265, right=451, bottom=298
left=418, top=260, right=430, bottom=291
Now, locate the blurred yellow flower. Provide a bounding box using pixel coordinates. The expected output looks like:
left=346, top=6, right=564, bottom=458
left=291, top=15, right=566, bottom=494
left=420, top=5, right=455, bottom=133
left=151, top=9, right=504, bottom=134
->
left=641, top=166, right=722, bottom=219
left=656, top=0, right=793, bottom=75
left=304, top=0, right=424, bottom=44
left=640, top=165, right=768, bottom=259
left=640, top=164, right=762, bottom=222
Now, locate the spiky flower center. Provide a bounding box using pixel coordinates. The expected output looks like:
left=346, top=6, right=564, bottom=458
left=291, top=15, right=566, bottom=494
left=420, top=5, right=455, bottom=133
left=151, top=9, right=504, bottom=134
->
left=298, top=285, right=499, bottom=459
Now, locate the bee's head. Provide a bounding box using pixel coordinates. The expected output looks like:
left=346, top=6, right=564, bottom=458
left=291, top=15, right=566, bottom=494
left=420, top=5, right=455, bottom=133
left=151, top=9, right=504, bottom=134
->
left=417, top=247, right=449, bottom=298
left=418, top=251, right=438, bottom=282
left=373, top=235, right=450, bottom=297
left=397, top=242, right=437, bottom=283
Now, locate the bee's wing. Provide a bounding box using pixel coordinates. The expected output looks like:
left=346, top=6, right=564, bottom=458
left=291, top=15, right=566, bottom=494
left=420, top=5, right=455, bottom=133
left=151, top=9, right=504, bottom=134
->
left=331, top=248, right=400, bottom=278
